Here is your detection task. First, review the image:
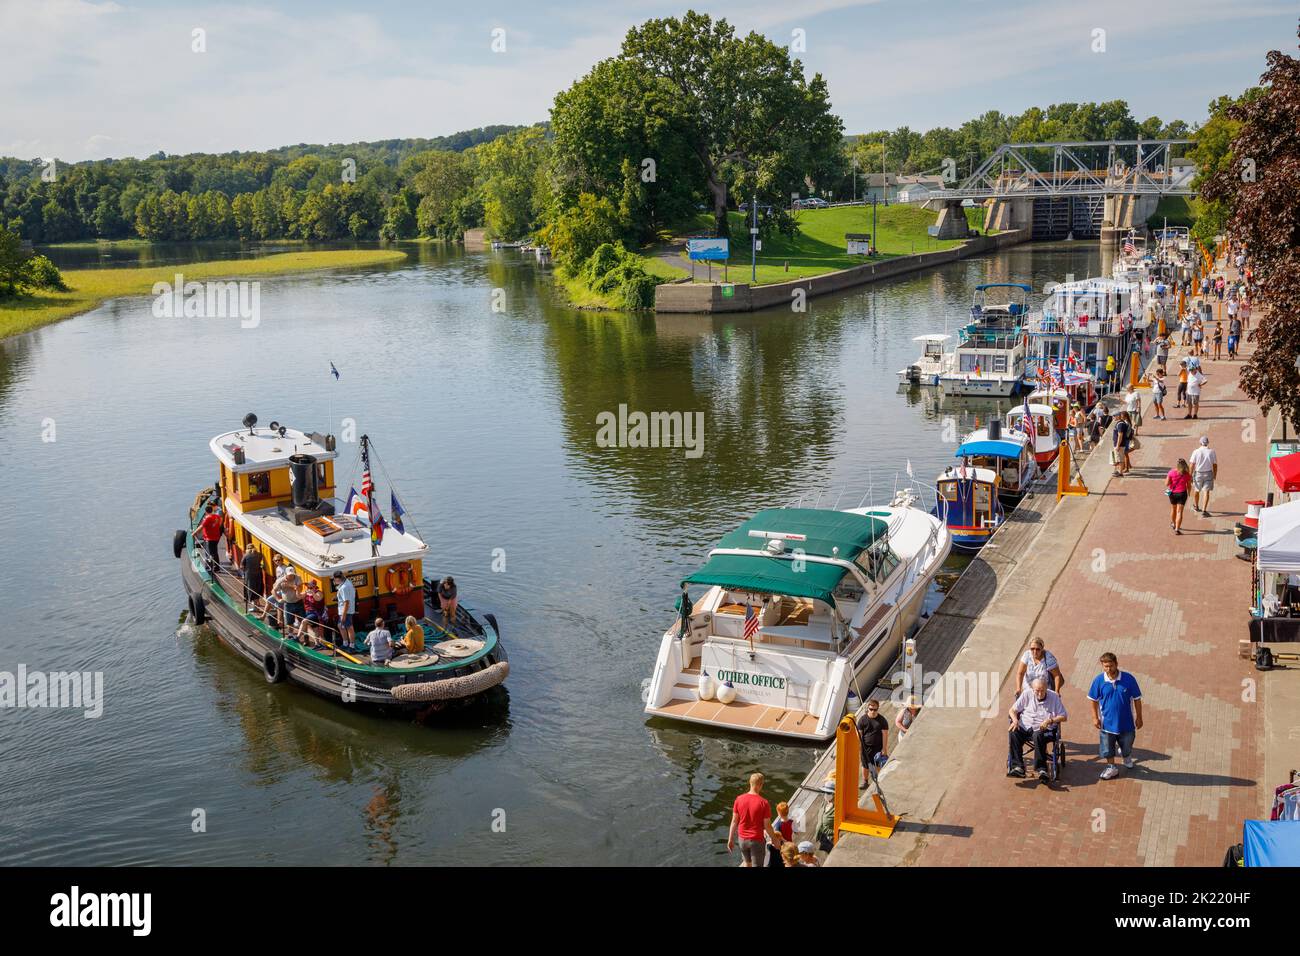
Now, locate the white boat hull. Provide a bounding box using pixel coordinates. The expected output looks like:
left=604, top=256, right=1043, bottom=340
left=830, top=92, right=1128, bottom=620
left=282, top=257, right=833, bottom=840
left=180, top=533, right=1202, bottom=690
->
left=940, top=374, right=1022, bottom=397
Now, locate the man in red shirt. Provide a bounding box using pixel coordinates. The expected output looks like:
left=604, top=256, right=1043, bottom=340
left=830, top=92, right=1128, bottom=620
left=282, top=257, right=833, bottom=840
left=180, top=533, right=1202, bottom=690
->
left=727, top=772, right=778, bottom=867
left=196, top=503, right=224, bottom=570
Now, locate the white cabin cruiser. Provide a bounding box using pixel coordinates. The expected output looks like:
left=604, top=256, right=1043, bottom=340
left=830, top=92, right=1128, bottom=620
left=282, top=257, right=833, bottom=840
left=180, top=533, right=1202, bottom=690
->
left=939, top=283, right=1030, bottom=397
left=898, top=334, right=954, bottom=387
left=643, top=491, right=950, bottom=741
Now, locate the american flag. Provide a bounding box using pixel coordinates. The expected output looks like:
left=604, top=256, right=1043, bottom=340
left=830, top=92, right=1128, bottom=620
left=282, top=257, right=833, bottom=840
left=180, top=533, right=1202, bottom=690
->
left=743, top=603, right=760, bottom=640
left=361, top=470, right=373, bottom=496
left=1123, top=240, right=1136, bottom=256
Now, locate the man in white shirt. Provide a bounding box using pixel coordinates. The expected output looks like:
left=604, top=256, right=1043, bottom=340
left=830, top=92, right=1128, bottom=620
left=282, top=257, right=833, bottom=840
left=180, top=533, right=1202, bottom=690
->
left=1124, top=387, right=1142, bottom=429
left=1006, top=678, right=1068, bottom=781
left=1189, top=435, right=1218, bottom=516
left=1184, top=367, right=1207, bottom=420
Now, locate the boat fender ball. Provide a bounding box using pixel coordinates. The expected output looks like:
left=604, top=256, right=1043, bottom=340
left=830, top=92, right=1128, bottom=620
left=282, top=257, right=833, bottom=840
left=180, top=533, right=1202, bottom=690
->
left=697, top=670, right=716, bottom=701
left=716, top=679, right=737, bottom=705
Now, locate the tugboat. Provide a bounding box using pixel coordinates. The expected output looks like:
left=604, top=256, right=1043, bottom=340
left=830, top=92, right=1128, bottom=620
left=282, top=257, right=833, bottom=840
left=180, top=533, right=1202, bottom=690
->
left=954, top=417, right=1037, bottom=504
left=643, top=490, right=950, bottom=741
left=174, top=414, right=508, bottom=715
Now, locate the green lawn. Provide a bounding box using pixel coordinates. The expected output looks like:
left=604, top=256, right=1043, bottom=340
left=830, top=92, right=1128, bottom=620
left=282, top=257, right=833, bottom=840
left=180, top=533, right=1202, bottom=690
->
left=1147, top=196, right=1197, bottom=229
left=653, top=205, right=978, bottom=286
left=0, top=248, right=408, bottom=339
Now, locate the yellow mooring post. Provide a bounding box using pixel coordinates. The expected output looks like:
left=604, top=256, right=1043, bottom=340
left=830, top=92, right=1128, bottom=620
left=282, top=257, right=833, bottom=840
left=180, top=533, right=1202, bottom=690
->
left=1057, top=440, right=1088, bottom=501
left=834, top=716, right=899, bottom=840
left=1130, top=351, right=1147, bottom=389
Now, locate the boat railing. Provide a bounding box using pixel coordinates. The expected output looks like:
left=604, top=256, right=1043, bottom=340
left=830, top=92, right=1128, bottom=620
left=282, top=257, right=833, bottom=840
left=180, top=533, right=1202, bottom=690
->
left=779, top=478, right=946, bottom=528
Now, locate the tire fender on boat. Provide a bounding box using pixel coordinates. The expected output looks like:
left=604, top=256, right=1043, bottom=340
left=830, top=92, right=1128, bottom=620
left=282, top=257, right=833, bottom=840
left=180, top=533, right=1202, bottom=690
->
left=188, top=593, right=207, bottom=626
left=263, top=651, right=287, bottom=684
left=173, top=529, right=187, bottom=559
left=391, top=661, right=509, bottom=702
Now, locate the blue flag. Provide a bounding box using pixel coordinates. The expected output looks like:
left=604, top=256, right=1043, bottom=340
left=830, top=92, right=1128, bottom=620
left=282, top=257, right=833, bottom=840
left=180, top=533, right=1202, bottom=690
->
left=330, top=361, right=340, bottom=380
left=390, top=492, right=406, bottom=535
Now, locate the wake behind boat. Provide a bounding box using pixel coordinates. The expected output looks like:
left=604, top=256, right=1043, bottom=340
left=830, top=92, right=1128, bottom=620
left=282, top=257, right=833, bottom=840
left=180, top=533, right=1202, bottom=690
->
left=643, top=490, right=950, bottom=741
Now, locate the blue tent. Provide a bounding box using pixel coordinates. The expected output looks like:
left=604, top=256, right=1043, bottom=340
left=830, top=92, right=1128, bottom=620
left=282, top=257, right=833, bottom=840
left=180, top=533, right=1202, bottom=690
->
left=1243, top=820, right=1300, bottom=866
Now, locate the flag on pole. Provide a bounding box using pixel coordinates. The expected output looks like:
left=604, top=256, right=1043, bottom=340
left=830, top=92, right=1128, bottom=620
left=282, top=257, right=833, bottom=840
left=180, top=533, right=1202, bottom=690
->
left=743, top=602, right=760, bottom=650
left=344, top=487, right=370, bottom=523
left=370, top=507, right=386, bottom=547
left=330, top=361, right=340, bottom=380
left=390, top=492, right=406, bottom=535
left=906, top=459, right=914, bottom=478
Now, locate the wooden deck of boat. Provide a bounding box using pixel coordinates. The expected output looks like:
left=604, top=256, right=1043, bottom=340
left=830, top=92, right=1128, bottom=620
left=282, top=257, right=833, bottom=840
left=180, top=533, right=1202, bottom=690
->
left=647, top=662, right=823, bottom=737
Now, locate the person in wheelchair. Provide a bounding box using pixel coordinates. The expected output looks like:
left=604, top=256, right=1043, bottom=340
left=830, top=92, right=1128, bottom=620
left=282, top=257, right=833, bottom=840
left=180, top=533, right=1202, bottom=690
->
left=1007, top=678, right=1068, bottom=781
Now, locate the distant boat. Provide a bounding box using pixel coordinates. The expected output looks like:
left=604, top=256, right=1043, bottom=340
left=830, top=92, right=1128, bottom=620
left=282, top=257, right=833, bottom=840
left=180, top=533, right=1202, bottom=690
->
left=898, top=333, right=954, bottom=387
left=939, top=283, right=1030, bottom=397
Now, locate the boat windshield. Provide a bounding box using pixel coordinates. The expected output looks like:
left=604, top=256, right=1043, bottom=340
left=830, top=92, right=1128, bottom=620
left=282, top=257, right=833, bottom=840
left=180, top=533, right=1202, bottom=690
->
left=854, top=539, right=901, bottom=583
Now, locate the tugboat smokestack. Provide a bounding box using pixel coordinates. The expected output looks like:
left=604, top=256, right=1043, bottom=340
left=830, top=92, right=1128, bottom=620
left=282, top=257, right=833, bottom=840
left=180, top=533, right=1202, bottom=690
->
left=288, top=454, right=320, bottom=509
left=988, top=417, right=1002, bottom=441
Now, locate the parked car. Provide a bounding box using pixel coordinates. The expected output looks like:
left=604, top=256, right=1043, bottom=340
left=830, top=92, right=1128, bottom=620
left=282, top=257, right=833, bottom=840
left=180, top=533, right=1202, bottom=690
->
left=738, top=202, right=774, bottom=214
left=793, top=197, right=829, bottom=209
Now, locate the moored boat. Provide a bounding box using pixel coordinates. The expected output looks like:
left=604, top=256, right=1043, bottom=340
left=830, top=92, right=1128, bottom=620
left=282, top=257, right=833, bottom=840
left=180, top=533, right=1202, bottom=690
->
left=175, top=414, right=509, bottom=716
left=934, top=464, right=1005, bottom=552
left=939, top=283, right=1030, bottom=397
left=954, top=418, right=1037, bottom=503
left=1005, top=401, right=1061, bottom=469
left=898, top=333, right=954, bottom=387
left=643, top=490, right=950, bottom=741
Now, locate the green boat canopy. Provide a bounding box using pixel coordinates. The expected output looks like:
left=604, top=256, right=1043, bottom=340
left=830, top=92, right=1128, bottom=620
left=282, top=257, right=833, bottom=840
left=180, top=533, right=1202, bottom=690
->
left=682, top=509, right=888, bottom=606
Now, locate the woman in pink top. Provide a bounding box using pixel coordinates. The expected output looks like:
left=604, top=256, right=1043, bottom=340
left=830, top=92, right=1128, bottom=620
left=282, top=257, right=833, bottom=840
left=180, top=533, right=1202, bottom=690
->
left=1166, top=458, right=1191, bottom=534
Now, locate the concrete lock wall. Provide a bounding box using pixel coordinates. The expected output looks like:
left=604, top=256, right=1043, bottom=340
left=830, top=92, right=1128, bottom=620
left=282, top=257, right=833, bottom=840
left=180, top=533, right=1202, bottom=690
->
left=653, top=229, right=1031, bottom=314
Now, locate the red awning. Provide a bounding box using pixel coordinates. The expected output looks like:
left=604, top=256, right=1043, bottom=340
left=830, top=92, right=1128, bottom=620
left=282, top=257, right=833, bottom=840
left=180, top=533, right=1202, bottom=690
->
left=1270, top=452, right=1300, bottom=493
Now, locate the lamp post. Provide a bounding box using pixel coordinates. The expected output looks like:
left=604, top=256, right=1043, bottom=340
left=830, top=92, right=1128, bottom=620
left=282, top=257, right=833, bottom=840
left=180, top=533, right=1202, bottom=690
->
left=751, top=193, right=758, bottom=284
left=853, top=156, right=858, bottom=204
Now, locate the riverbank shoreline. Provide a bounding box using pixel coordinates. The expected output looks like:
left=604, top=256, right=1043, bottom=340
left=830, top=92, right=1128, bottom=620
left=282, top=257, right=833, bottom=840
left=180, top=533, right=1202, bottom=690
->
left=0, top=248, right=409, bottom=340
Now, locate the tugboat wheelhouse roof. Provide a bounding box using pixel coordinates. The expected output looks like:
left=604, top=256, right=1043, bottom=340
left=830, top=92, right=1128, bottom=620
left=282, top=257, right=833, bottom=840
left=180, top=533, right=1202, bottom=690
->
left=210, top=427, right=337, bottom=474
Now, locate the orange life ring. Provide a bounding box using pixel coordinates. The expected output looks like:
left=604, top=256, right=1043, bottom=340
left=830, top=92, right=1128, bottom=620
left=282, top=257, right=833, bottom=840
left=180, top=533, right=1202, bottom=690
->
left=385, top=562, right=415, bottom=596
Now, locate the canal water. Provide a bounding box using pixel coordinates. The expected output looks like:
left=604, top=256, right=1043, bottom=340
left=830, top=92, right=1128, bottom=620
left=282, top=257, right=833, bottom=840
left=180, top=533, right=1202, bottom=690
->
left=1, top=240, right=1100, bottom=865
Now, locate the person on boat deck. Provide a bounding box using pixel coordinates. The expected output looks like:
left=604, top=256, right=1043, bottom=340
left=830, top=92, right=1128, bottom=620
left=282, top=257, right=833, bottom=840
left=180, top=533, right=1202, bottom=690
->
left=296, top=579, right=326, bottom=645
left=197, top=504, right=224, bottom=570
left=394, top=614, right=424, bottom=655
left=438, top=576, right=458, bottom=626
left=675, top=582, right=693, bottom=638
left=365, top=616, right=393, bottom=665
left=274, top=565, right=305, bottom=633
left=1006, top=678, right=1067, bottom=781
left=240, top=546, right=265, bottom=616
left=332, top=572, right=357, bottom=650
left=1016, top=637, right=1064, bottom=694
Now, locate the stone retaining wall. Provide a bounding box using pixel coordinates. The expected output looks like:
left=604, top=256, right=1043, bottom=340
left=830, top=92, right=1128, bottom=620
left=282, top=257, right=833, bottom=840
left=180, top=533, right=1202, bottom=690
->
left=653, top=229, right=1031, bottom=314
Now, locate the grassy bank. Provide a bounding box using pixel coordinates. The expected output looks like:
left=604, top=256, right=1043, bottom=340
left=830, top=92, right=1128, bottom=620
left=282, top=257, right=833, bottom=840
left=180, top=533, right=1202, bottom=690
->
left=0, top=248, right=407, bottom=339
left=654, top=204, right=982, bottom=286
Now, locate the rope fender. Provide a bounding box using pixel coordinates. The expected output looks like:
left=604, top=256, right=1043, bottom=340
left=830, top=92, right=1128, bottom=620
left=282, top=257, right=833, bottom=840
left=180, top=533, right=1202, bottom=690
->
left=391, top=661, right=510, bottom=702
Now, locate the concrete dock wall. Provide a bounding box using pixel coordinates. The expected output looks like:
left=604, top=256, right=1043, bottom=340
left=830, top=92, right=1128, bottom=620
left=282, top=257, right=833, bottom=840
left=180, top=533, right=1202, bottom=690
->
left=654, top=229, right=1030, bottom=314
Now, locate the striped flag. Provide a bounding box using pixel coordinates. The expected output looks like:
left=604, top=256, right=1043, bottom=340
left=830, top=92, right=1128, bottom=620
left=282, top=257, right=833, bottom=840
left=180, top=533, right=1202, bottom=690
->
left=361, top=470, right=374, bottom=497
left=344, top=487, right=370, bottom=523
left=743, top=602, right=760, bottom=640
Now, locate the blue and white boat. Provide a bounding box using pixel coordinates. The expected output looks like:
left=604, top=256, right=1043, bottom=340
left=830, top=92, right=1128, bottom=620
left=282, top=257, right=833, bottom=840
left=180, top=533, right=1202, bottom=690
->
left=954, top=419, right=1037, bottom=503
left=934, top=464, right=1005, bottom=551
left=939, top=283, right=1031, bottom=397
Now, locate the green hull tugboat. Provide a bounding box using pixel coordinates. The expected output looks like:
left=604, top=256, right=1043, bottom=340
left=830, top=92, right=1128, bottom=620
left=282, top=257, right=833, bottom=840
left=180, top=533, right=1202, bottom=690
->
left=175, top=414, right=509, bottom=716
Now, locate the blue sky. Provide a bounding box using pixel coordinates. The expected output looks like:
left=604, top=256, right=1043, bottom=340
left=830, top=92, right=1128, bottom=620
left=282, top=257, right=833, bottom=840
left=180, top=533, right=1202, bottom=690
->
left=1, top=0, right=1295, bottom=161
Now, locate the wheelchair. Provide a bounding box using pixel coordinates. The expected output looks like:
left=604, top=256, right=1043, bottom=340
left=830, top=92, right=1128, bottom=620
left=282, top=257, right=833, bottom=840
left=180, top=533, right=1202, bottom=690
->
left=1006, top=723, right=1066, bottom=781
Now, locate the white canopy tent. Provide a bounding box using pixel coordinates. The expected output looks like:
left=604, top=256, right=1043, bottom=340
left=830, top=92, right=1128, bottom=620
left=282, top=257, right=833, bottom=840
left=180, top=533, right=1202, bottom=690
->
left=1256, top=499, right=1300, bottom=573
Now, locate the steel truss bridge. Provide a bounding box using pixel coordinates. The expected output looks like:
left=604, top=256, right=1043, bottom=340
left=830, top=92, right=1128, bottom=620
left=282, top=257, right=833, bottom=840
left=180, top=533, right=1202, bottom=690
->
left=928, top=139, right=1196, bottom=201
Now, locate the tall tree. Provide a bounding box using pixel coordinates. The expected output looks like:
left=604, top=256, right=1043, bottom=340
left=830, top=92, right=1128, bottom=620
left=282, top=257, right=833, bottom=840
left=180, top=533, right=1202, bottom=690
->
left=1199, top=27, right=1300, bottom=428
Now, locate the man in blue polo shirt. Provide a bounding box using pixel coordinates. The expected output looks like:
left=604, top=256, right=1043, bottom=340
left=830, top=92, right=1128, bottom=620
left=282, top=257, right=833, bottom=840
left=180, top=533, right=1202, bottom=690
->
left=1088, top=652, right=1143, bottom=779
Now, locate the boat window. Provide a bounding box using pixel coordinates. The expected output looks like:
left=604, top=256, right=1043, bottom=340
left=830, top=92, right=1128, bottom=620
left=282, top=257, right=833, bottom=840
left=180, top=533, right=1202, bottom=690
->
left=938, top=480, right=957, bottom=501
left=974, top=483, right=992, bottom=512
left=316, top=463, right=329, bottom=486
left=855, top=540, right=901, bottom=582
left=991, top=355, right=1008, bottom=373
left=247, top=471, right=271, bottom=498
left=1037, top=418, right=1051, bottom=437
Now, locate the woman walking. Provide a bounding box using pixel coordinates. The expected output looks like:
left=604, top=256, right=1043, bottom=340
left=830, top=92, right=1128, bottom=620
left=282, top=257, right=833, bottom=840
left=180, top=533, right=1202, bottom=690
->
left=1166, top=458, right=1191, bottom=534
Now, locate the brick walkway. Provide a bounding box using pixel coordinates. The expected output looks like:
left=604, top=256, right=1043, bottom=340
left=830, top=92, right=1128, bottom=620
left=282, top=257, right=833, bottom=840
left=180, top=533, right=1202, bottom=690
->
left=915, top=276, right=1265, bottom=867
